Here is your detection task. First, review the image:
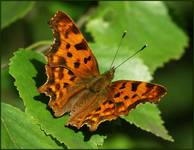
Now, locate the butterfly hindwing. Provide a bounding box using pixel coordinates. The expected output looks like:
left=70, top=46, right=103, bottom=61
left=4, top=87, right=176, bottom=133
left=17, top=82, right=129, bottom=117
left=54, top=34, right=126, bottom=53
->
left=110, top=80, right=167, bottom=114
left=38, top=65, right=84, bottom=116
left=68, top=80, right=167, bottom=131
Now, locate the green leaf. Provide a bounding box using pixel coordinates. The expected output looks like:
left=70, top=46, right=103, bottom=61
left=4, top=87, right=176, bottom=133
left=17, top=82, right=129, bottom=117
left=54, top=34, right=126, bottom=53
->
left=1, top=1, right=35, bottom=29
left=1, top=102, right=62, bottom=149
left=102, top=134, right=134, bottom=149
left=122, top=103, right=174, bottom=142
left=90, top=135, right=107, bottom=148
left=89, top=43, right=152, bottom=81
left=9, top=49, right=105, bottom=149
left=87, top=1, right=188, bottom=73
left=1, top=120, right=17, bottom=149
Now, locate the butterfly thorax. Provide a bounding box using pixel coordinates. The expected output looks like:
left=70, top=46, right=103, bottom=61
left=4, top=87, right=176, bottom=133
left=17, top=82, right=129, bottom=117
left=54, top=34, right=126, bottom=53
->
left=88, top=68, right=115, bottom=93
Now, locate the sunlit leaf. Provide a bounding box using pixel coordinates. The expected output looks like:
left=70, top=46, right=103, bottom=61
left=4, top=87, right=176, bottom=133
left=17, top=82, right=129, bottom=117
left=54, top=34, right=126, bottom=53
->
left=87, top=1, right=188, bottom=73
left=122, top=103, right=174, bottom=141
left=1, top=103, right=62, bottom=149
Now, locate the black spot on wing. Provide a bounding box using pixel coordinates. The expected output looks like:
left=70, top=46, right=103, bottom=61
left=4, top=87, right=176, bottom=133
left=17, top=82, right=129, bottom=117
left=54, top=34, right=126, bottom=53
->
left=74, top=62, right=80, bottom=68
left=124, top=95, right=129, bottom=100
left=84, top=58, right=87, bottom=64
left=84, top=56, right=92, bottom=64
left=71, top=24, right=79, bottom=34
left=131, top=94, right=138, bottom=99
left=103, top=100, right=113, bottom=105
left=119, top=82, right=127, bottom=89
left=66, top=43, right=70, bottom=49
left=115, top=102, right=123, bottom=108
left=146, top=83, right=154, bottom=88
left=114, top=92, right=120, bottom=98
left=131, top=82, right=141, bottom=92
left=68, top=70, right=74, bottom=76
left=63, top=82, right=69, bottom=88
left=70, top=76, right=76, bottom=81
left=107, top=100, right=114, bottom=104
left=67, top=52, right=72, bottom=57
left=87, top=56, right=91, bottom=60
left=74, top=39, right=87, bottom=50
left=96, top=107, right=101, bottom=111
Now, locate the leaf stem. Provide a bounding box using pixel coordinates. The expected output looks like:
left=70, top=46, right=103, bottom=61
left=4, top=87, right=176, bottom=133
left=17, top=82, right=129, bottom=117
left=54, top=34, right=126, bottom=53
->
left=1, top=40, right=52, bottom=69
left=26, top=40, right=51, bottom=50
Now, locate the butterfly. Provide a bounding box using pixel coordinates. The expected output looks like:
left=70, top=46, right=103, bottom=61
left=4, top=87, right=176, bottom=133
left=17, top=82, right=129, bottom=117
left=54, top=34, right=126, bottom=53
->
left=38, top=11, right=167, bottom=131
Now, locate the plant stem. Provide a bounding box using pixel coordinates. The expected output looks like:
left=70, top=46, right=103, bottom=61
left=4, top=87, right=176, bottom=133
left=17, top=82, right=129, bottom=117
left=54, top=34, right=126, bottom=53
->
left=26, top=40, right=51, bottom=50
left=1, top=40, right=52, bottom=69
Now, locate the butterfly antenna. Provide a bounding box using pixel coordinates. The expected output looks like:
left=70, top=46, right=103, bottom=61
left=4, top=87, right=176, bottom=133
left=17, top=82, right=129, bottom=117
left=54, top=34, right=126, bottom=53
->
left=115, top=44, right=148, bottom=69
left=110, top=31, right=127, bottom=69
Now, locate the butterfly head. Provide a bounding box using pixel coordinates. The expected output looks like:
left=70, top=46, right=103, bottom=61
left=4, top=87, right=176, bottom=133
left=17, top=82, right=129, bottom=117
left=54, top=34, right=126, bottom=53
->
left=104, top=67, right=115, bottom=81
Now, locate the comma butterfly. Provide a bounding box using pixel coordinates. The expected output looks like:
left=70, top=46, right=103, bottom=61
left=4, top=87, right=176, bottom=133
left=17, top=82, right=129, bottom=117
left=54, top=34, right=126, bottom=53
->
left=38, top=11, right=167, bottom=131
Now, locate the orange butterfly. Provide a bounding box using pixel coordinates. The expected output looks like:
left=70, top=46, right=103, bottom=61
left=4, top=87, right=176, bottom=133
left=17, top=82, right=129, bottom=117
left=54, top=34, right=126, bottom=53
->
left=39, top=11, right=167, bottom=131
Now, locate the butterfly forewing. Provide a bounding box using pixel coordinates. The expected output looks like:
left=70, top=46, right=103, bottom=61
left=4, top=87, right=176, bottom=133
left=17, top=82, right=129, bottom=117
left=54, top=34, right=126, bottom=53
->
left=46, top=11, right=100, bottom=78
left=39, top=11, right=100, bottom=116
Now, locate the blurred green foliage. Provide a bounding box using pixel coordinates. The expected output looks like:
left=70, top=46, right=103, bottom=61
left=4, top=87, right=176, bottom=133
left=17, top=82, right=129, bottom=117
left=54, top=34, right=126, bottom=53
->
left=1, top=1, right=35, bottom=29
left=1, top=1, right=192, bottom=149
